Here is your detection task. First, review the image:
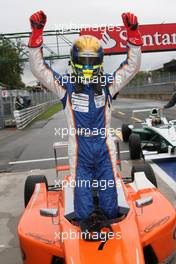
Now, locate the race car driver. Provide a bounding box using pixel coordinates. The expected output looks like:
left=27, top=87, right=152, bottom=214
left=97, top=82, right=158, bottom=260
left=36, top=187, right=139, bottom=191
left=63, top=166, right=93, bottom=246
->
left=150, top=108, right=162, bottom=126
left=28, top=11, right=142, bottom=221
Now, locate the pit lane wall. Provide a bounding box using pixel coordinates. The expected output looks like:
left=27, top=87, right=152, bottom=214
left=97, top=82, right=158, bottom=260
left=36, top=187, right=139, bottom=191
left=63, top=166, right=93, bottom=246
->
left=0, top=89, right=56, bottom=129
left=14, top=100, right=58, bottom=129
left=120, top=82, right=176, bottom=100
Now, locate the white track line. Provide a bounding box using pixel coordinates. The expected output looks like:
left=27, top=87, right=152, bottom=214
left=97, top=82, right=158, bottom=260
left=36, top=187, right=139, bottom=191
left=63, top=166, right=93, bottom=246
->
left=120, top=150, right=129, bottom=154
left=151, top=163, right=176, bottom=192
left=9, top=151, right=129, bottom=165
left=9, top=157, right=68, bottom=165
left=131, top=117, right=142, bottom=122
left=118, top=111, right=125, bottom=116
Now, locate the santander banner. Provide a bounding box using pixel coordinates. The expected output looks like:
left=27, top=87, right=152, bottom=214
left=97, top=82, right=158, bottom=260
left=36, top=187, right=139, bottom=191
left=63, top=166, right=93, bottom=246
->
left=80, top=24, right=176, bottom=54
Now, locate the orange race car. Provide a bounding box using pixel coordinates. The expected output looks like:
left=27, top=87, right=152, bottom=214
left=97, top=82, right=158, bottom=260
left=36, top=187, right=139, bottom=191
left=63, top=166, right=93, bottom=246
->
left=18, top=142, right=176, bottom=264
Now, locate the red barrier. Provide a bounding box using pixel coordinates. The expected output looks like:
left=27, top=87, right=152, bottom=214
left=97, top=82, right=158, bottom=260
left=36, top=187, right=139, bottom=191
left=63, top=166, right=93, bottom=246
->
left=80, top=24, right=176, bottom=54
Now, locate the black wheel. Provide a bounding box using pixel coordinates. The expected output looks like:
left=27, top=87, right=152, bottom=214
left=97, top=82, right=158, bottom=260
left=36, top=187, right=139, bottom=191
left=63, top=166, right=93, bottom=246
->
left=129, top=133, right=141, bottom=160
left=24, top=175, right=48, bottom=207
left=143, top=245, right=158, bottom=264
left=131, top=163, right=157, bottom=187
left=122, top=124, right=132, bottom=142
left=52, top=257, right=65, bottom=264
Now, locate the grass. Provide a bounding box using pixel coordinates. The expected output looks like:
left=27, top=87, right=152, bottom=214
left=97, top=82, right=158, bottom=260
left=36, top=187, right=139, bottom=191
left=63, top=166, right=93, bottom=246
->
left=34, top=103, right=63, bottom=121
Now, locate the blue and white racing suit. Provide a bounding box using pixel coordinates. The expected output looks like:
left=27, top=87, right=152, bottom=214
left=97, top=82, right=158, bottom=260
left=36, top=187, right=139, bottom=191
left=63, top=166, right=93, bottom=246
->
left=29, top=44, right=141, bottom=220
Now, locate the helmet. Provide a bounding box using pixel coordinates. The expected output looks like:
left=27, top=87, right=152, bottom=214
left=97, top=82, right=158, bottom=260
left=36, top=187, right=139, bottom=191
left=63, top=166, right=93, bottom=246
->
left=70, top=35, right=104, bottom=80
left=150, top=108, right=159, bottom=117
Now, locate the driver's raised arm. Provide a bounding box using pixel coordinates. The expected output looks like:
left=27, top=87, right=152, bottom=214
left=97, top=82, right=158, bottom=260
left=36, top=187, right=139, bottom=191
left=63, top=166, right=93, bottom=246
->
left=28, top=11, right=66, bottom=99
left=109, top=13, right=142, bottom=98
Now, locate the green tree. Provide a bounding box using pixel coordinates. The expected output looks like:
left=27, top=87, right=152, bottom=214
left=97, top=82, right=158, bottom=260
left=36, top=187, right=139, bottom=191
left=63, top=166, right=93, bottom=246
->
left=0, top=38, right=25, bottom=88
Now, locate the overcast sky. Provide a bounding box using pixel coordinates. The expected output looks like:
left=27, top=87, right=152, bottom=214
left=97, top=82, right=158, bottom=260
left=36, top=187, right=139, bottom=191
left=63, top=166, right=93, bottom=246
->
left=0, top=0, right=176, bottom=84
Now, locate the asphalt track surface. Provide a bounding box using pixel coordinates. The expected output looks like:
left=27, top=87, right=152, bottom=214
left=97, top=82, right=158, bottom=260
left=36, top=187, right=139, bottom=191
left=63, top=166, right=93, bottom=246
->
left=0, top=98, right=175, bottom=264
left=0, top=97, right=173, bottom=172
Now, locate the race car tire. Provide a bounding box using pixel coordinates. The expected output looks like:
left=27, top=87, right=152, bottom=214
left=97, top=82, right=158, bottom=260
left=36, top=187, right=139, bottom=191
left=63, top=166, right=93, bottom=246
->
left=24, top=175, right=48, bottom=207
left=143, top=245, right=158, bottom=264
left=131, top=163, right=157, bottom=187
left=122, top=124, right=132, bottom=142
left=52, top=256, right=65, bottom=264
left=129, top=133, right=141, bottom=159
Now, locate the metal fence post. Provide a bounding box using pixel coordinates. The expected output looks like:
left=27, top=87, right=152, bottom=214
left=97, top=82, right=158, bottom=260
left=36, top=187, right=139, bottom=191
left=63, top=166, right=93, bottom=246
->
left=0, top=90, right=5, bottom=129
left=9, top=91, right=14, bottom=114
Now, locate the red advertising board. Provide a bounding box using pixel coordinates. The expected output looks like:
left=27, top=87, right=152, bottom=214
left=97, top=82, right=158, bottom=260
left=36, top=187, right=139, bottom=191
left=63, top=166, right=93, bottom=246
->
left=80, top=24, right=176, bottom=54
